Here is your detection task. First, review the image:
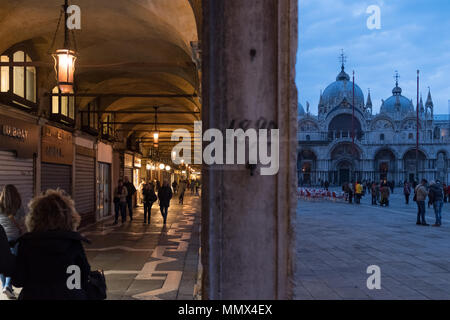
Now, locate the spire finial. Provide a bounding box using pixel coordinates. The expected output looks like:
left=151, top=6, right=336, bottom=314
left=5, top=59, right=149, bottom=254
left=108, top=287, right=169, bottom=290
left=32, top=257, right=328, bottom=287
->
left=339, top=49, right=347, bottom=70
left=394, top=71, right=400, bottom=86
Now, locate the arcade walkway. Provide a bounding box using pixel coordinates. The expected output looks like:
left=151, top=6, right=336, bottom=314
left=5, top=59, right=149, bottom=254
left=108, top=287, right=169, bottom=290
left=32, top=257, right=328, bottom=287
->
left=81, top=194, right=201, bottom=300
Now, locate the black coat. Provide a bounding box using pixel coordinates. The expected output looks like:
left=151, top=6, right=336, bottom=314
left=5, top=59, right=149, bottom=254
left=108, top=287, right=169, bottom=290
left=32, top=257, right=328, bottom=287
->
left=12, top=230, right=92, bottom=300
left=124, top=182, right=136, bottom=200
left=158, top=186, right=173, bottom=207
left=143, top=188, right=157, bottom=204
left=0, top=225, right=15, bottom=276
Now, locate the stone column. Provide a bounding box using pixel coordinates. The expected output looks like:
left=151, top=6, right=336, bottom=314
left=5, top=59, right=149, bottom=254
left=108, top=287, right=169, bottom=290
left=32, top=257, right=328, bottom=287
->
left=201, top=0, right=297, bottom=299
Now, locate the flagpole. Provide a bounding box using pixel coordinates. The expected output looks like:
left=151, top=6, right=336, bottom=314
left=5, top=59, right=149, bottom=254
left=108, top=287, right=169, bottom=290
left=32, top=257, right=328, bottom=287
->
left=416, top=70, right=419, bottom=182
left=352, top=70, right=355, bottom=181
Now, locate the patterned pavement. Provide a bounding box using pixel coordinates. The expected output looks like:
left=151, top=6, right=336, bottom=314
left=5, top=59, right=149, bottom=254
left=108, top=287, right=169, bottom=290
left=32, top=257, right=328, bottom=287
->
left=82, top=194, right=201, bottom=300
left=295, top=190, right=450, bottom=300
left=1, top=194, right=201, bottom=301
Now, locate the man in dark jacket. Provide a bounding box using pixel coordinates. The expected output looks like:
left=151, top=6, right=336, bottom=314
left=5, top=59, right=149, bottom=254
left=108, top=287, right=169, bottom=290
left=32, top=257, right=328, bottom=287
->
left=0, top=225, right=15, bottom=277
left=123, top=176, right=137, bottom=221
left=158, top=181, right=173, bottom=225
left=429, top=180, right=444, bottom=227
left=142, top=183, right=157, bottom=225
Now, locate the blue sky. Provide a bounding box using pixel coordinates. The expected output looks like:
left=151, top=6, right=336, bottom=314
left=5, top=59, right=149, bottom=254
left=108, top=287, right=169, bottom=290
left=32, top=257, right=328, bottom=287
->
left=296, top=0, right=450, bottom=115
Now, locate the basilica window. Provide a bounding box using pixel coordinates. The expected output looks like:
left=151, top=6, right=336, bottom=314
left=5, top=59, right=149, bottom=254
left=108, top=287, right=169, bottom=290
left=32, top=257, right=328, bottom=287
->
left=0, top=48, right=37, bottom=111
left=408, top=133, right=413, bottom=140
left=306, top=135, right=311, bottom=141
left=51, top=86, right=75, bottom=126
left=380, top=134, right=385, bottom=142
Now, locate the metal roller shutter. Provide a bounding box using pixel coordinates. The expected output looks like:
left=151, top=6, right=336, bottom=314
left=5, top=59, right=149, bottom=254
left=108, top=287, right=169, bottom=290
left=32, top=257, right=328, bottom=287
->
left=124, top=167, right=133, bottom=182
left=74, top=154, right=95, bottom=215
left=0, top=151, right=34, bottom=212
left=41, top=163, right=72, bottom=195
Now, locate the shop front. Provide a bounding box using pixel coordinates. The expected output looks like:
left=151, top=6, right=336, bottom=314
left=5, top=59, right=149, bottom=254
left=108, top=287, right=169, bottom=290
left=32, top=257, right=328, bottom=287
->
left=123, top=153, right=133, bottom=183
left=133, top=155, right=142, bottom=206
left=74, top=136, right=96, bottom=225
left=41, top=125, right=73, bottom=195
left=97, top=142, right=113, bottom=221
left=0, top=115, right=39, bottom=210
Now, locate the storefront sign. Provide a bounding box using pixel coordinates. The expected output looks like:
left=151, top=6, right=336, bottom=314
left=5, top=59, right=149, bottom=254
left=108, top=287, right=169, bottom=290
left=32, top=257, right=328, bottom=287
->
left=134, top=157, right=142, bottom=168
left=97, top=142, right=113, bottom=164
left=76, top=145, right=95, bottom=158
left=0, top=115, right=39, bottom=158
left=41, top=126, right=73, bottom=165
left=124, top=153, right=133, bottom=168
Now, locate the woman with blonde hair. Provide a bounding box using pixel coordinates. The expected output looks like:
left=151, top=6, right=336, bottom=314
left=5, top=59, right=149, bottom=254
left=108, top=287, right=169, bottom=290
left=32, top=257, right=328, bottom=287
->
left=0, top=184, right=24, bottom=299
left=11, top=189, right=94, bottom=300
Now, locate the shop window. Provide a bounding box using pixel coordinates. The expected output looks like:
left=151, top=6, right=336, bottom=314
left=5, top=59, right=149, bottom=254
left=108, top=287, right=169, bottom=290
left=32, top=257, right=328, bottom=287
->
left=0, top=48, right=37, bottom=110
left=101, top=114, right=114, bottom=140
left=81, top=99, right=99, bottom=135
left=51, top=86, right=75, bottom=126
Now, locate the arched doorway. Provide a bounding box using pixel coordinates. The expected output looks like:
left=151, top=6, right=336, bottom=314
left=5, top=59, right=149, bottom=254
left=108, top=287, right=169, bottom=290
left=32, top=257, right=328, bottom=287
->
left=298, top=149, right=317, bottom=186
left=403, top=149, right=427, bottom=183
left=337, top=160, right=352, bottom=185
left=374, top=149, right=396, bottom=182
left=330, top=142, right=361, bottom=185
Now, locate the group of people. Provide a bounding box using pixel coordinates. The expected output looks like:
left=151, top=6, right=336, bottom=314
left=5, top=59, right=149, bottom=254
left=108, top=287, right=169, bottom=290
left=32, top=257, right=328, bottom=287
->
left=114, top=177, right=173, bottom=225
left=412, top=179, right=445, bottom=227
left=341, top=178, right=446, bottom=227
left=0, top=185, right=98, bottom=300
left=342, top=181, right=365, bottom=204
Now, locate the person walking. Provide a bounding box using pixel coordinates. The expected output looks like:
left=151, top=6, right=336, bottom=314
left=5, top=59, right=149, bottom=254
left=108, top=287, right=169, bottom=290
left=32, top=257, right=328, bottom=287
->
left=158, top=181, right=173, bottom=225
left=0, top=185, right=25, bottom=299
left=0, top=224, right=15, bottom=279
left=113, top=180, right=128, bottom=225
left=380, top=184, right=390, bottom=207
left=429, top=180, right=444, bottom=227
left=446, top=184, right=450, bottom=203
left=195, top=180, right=200, bottom=196
left=142, top=183, right=157, bottom=225
left=12, top=189, right=97, bottom=300
left=355, top=182, right=363, bottom=204
left=324, top=180, right=330, bottom=191
left=443, top=183, right=447, bottom=203
left=415, top=179, right=429, bottom=226
left=123, top=176, right=136, bottom=221
left=172, top=180, right=178, bottom=195
left=348, top=183, right=354, bottom=204
left=403, top=181, right=411, bottom=205
left=178, top=180, right=187, bottom=205
left=371, top=182, right=377, bottom=205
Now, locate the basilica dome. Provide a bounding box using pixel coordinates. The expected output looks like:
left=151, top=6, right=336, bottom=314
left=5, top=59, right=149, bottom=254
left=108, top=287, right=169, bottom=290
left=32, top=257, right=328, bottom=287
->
left=321, top=66, right=365, bottom=111
left=380, top=83, right=414, bottom=115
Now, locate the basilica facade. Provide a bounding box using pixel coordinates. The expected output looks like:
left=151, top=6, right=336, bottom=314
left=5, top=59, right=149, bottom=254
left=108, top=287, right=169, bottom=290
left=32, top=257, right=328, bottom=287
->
left=298, top=63, right=450, bottom=187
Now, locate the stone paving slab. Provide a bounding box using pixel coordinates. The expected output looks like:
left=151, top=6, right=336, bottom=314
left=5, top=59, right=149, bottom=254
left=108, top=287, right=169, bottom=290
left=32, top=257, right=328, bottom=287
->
left=295, top=192, right=450, bottom=300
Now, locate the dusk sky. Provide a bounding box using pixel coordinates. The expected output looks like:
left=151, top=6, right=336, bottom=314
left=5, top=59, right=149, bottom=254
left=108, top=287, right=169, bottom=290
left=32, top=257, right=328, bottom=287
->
left=296, top=0, right=450, bottom=115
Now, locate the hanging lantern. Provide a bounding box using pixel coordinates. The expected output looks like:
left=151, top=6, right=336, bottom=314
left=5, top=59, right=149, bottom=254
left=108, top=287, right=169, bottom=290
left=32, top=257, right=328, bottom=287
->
left=165, top=165, right=171, bottom=172
left=153, top=106, right=159, bottom=148
left=159, top=163, right=165, bottom=170
left=53, top=49, right=77, bottom=94
left=51, top=1, right=78, bottom=94
left=153, top=131, right=159, bottom=148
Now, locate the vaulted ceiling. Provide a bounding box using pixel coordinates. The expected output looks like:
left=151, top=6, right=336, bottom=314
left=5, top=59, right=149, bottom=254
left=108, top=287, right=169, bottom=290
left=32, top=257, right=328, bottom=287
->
left=0, top=0, right=201, bottom=155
